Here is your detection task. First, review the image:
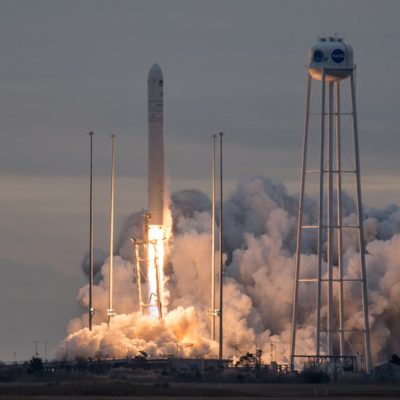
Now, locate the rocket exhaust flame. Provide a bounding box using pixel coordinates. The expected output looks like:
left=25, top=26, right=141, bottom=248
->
left=132, top=216, right=169, bottom=319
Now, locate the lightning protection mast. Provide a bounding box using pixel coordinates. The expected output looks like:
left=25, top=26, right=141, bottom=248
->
left=107, top=133, right=117, bottom=325
left=88, top=131, right=94, bottom=331
left=218, top=131, right=224, bottom=361
left=210, top=133, right=217, bottom=341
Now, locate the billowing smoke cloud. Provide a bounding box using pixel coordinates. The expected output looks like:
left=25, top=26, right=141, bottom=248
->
left=59, top=176, right=400, bottom=366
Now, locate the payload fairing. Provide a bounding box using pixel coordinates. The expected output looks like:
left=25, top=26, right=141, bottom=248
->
left=148, top=63, right=164, bottom=226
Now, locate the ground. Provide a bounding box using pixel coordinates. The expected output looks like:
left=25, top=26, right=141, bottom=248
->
left=0, top=382, right=399, bottom=398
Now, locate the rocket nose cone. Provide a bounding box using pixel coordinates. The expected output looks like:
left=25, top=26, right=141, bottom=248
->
left=148, top=63, right=163, bottom=80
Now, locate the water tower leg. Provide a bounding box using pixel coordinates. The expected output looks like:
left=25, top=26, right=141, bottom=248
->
left=316, top=69, right=327, bottom=357
left=350, top=70, right=372, bottom=371
left=335, top=81, right=345, bottom=357
left=327, top=80, right=334, bottom=356
left=290, top=74, right=312, bottom=367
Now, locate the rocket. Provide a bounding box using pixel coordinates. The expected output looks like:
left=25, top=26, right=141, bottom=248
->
left=147, top=64, right=164, bottom=226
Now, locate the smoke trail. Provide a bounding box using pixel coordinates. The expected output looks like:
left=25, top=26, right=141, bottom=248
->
left=60, top=176, right=400, bottom=365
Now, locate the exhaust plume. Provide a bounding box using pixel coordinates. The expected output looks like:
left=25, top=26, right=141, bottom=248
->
left=60, top=176, right=400, bottom=365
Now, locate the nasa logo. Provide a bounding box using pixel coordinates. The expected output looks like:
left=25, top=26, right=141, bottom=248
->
left=313, top=50, right=324, bottom=63
left=331, top=49, right=345, bottom=63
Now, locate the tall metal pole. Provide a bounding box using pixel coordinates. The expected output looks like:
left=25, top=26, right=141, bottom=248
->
left=134, top=242, right=144, bottom=315
left=350, top=71, right=372, bottom=371
left=316, top=70, right=326, bottom=357
left=211, top=133, right=217, bottom=341
left=108, top=133, right=116, bottom=325
left=34, top=341, right=39, bottom=357
left=218, top=131, right=224, bottom=360
left=43, top=341, right=48, bottom=362
left=154, top=244, right=163, bottom=319
left=327, top=81, right=334, bottom=356
left=290, top=74, right=312, bottom=367
left=335, top=82, right=345, bottom=356
left=88, top=131, right=94, bottom=331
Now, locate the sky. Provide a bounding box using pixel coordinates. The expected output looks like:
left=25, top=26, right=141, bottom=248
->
left=0, top=0, right=399, bottom=361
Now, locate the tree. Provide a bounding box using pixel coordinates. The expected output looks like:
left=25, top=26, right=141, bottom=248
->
left=391, top=354, right=400, bottom=365
left=27, top=357, right=43, bottom=374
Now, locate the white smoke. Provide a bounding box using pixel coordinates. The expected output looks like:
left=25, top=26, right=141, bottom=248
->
left=59, top=176, right=400, bottom=366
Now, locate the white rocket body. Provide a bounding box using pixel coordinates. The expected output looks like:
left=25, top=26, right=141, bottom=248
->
left=147, top=64, right=164, bottom=226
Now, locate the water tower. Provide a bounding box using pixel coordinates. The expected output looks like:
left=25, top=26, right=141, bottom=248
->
left=290, top=36, right=372, bottom=371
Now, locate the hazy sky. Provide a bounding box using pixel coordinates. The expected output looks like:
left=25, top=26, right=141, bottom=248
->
left=0, top=0, right=399, bottom=361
